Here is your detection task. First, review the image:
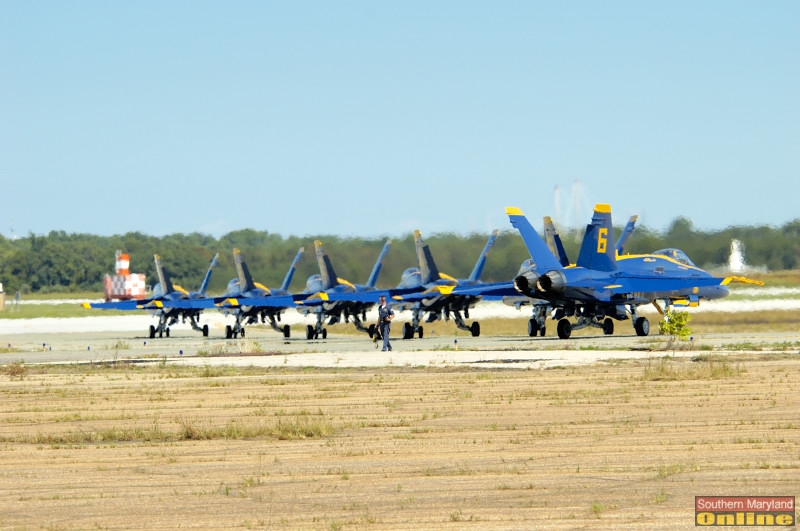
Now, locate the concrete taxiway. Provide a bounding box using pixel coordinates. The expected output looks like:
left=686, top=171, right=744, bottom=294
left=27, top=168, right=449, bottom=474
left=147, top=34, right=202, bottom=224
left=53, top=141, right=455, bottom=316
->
left=3, top=314, right=798, bottom=369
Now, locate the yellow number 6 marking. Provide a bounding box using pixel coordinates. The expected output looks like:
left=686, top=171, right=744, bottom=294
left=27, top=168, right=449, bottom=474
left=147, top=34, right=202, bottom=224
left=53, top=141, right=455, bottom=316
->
left=597, top=228, right=608, bottom=253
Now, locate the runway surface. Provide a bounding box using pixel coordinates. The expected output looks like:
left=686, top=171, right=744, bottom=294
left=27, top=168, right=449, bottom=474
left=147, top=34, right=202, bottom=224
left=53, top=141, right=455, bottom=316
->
left=3, top=311, right=798, bottom=369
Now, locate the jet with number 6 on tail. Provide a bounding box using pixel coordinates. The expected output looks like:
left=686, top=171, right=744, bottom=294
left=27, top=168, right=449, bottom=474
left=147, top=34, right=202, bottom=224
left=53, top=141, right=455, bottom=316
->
left=463, top=204, right=761, bottom=339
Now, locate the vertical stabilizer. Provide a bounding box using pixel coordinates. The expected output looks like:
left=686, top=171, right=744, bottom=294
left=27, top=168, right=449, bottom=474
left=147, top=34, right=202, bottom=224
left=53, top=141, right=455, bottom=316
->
left=154, top=254, right=175, bottom=294
left=506, top=208, right=563, bottom=272
left=575, top=204, right=617, bottom=272
left=468, top=230, right=499, bottom=282
left=233, top=248, right=258, bottom=292
left=314, top=240, right=339, bottom=290
left=198, top=253, right=219, bottom=296
left=414, top=230, right=442, bottom=284
left=543, top=217, right=570, bottom=267
left=366, top=240, right=392, bottom=288
left=615, top=215, right=638, bottom=255
left=280, top=248, right=305, bottom=292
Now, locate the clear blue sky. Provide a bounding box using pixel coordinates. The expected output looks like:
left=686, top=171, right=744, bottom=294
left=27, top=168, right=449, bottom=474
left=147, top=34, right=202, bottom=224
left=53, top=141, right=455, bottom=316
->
left=2, top=1, right=797, bottom=239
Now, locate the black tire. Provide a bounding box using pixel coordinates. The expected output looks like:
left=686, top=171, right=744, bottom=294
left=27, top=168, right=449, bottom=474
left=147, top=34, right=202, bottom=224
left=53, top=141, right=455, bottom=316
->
left=202, top=324, right=209, bottom=337
left=321, top=328, right=327, bottom=339
left=418, top=325, right=423, bottom=339
left=149, top=325, right=156, bottom=339
left=557, top=319, right=572, bottom=339
left=634, top=316, right=650, bottom=336
left=527, top=318, right=538, bottom=337
left=603, top=318, right=614, bottom=335
left=403, top=322, right=413, bottom=340
left=306, top=324, right=314, bottom=340
left=539, top=325, right=546, bottom=337
left=165, top=327, right=170, bottom=338
left=240, top=328, right=245, bottom=338
left=225, top=325, right=232, bottom=339
left=470, top=321, right=480, bottom=337
left=282, top=324, right=290, bottom=338
left=368, top=324, right=376, bottom=338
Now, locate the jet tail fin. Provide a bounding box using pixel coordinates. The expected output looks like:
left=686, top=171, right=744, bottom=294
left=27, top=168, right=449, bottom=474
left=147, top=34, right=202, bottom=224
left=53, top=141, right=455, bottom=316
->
left=543, top=216, right=570, bottom=267
left=279, top=247, right=305, bottom=292
left=576, top=204, right=617, bottom=272
left=366, top=240, right=392, bottom=288
left=233, top=248, right=258, bottom=292
left=468, top=229, right=499, bottom=282
left=616, top=215, right=638, bottom=255
left=506, top=207, right=564, bottom=272
left=414, top=230, right=443, bottom=284
left=154, top=254, right=175, bottom=295
left=198, top=253, right=219, bottom=296
left=314, top=240, right=340, bottom=290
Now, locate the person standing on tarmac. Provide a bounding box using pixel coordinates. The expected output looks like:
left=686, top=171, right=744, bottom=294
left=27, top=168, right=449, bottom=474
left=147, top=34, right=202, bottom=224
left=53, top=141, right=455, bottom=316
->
left=377, top=295, right=394, bottom=351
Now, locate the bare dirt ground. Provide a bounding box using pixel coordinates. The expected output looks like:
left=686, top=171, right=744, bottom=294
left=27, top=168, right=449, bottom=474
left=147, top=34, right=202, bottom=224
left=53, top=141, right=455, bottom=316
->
left=1, top=352, right=798, bottom=529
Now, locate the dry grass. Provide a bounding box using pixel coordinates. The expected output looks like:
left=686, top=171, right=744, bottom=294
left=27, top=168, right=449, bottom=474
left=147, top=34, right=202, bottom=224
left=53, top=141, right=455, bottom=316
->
left=1, top=358, right=798, bottom=529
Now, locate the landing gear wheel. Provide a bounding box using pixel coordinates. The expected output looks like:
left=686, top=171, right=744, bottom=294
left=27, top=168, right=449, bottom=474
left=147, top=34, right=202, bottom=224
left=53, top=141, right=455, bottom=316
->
left=165, top=327, right=170, bottom=338
left=539, top=325, right=546, bottom=337
left=403, top=322, right=413, bottom=340
left=557, top=319, right=572, bottom=340
left=527, top=319, right=538, bottom=337
left=368, top=324, right=376, bottom=338
left=202, top=324, right=209, bottom=337
left=240, top=328, right=245, bottom=338
left=470, top=321, right=480, bottom=337
left=321, top=328, right=327, bottom=339
left=634, top=316, right=650, bottom=336
left=417, top=326, right=423, bottom=339
left=282, top=324, right=290, bottom=338
left=149, top=325, right=156, bottom=339
left=225, top=325, right=232, bottom=339
left=603, top=318, right=614, bottom=335
left=306, top=324, right=315, bottom=340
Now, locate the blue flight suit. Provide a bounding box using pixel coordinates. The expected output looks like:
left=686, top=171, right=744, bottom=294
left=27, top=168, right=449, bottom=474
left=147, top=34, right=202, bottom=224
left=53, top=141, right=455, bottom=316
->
left=377, top=302, right=394, bottom=351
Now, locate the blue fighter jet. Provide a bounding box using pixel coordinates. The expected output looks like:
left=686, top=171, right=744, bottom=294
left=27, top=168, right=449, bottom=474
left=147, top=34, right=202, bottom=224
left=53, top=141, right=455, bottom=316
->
left=215, top=247, right=304, bottom=339
left=83, top=253, right=219, bottom=338
left=297, top=239, right=391, bottom=340
left=388, top=229, right=498, bottom=339
left=505, top=204, right=761, bottom=339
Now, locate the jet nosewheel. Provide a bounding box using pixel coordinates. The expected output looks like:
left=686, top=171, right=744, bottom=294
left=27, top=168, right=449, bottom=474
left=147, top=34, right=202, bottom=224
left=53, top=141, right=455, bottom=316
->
left=634, top=316, right=650, bottom=336
left=282, top=324, right=290, bottom=338
left=470, top=321, right=480, bottom=337
left=202, top=324, right=209, bottom=337
left=602, top=318, right=614, bottom=335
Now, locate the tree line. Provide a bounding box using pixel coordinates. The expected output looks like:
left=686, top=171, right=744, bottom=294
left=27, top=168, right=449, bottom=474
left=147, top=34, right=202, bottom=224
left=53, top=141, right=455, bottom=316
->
left=1, top=216, right=798, bottom=296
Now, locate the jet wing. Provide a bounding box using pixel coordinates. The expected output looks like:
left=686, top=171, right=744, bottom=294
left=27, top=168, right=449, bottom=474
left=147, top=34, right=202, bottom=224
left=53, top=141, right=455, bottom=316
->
left=214, top=294, right=299, bottom=309
left=82, top=300, right=144, bottom=311
left=605, top=276, right=724, bottom=296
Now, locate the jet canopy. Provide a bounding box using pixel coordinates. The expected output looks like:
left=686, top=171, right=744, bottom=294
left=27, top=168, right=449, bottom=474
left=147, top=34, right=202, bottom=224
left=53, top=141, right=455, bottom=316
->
left=652, top=248, right=696, bottom=267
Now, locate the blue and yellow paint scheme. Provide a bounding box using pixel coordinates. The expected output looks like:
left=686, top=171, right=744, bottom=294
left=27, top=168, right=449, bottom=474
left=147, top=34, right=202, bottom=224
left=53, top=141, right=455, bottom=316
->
left=210, top=247, right=306, bottom=339
left=458, top=205, right=762, bottom=339
left=295, top=239, right=392, bottom=340
left=82, top=253, right=219, bottom=338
